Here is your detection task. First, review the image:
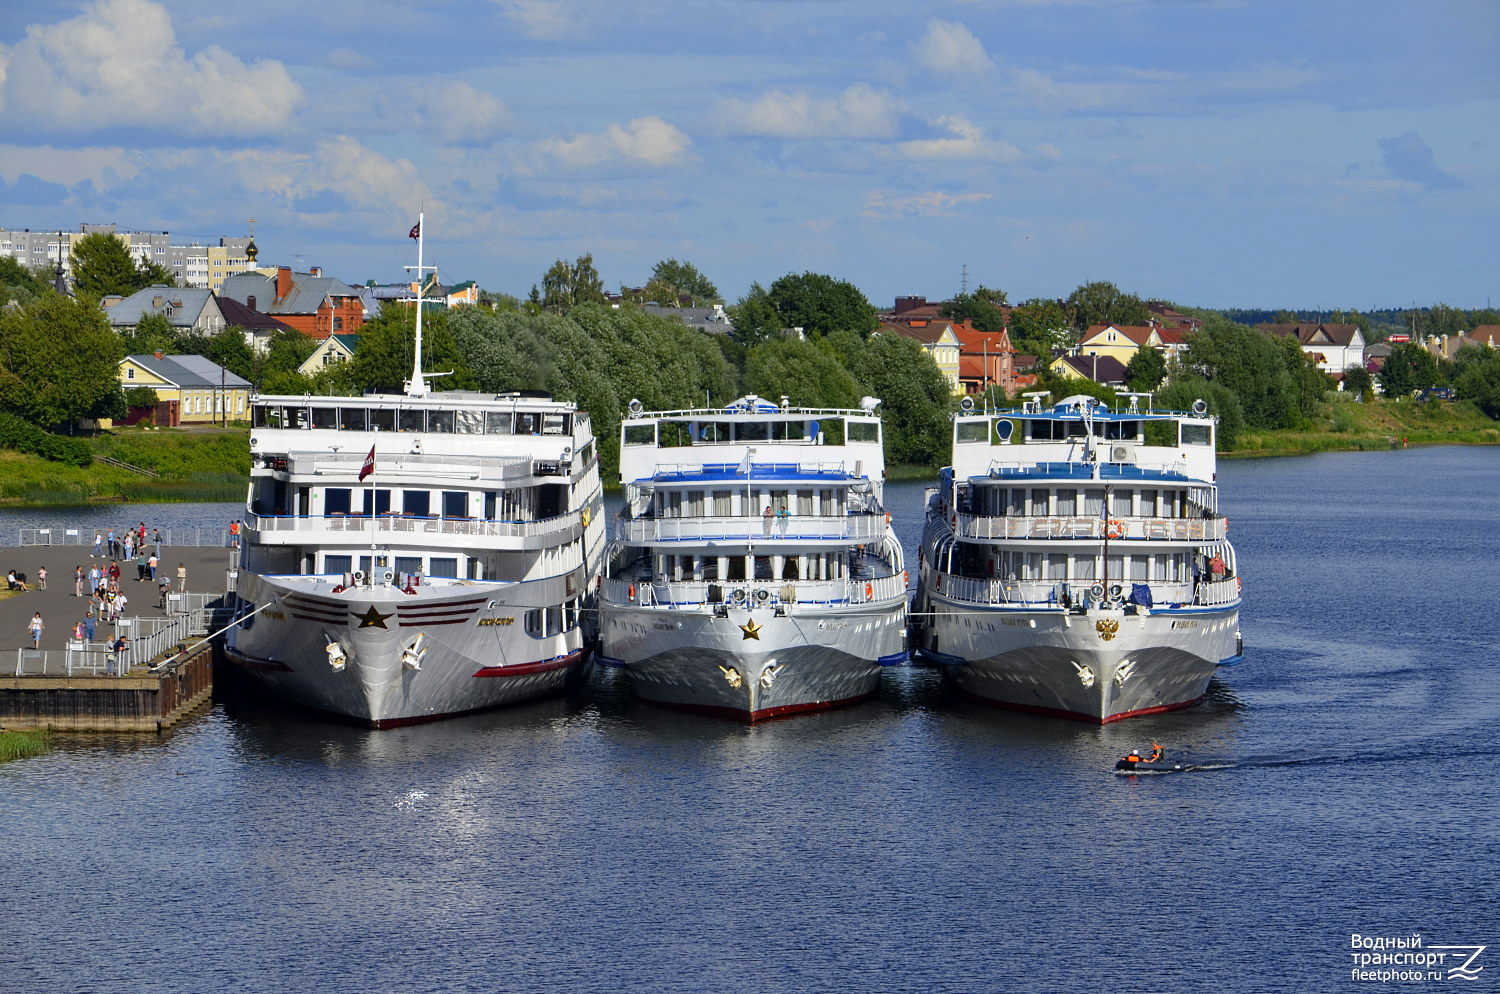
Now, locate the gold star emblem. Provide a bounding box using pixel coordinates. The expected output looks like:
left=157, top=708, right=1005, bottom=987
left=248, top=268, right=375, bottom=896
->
left=357, top=605, right=393, bottom=629
left=739, top=618, right=762, bottom=640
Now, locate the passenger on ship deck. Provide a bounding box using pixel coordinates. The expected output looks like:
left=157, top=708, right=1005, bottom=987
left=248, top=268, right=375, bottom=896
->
left=1209, top=554, right=1225, bottom=580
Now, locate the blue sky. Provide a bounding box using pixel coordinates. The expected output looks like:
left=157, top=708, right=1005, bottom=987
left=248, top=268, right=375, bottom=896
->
left=2, top=0, right=1495, bottom=311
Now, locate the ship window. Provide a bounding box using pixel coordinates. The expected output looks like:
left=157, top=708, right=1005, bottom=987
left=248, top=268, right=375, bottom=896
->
left=1153, top=554, right=1169, bottom=581
left=797, top=490, right=814, bottom=515
left=753, top=556, right=773, bottom=580
left=956, top=420, right=989, bottom=443
left=325, top=555, right=352, bottom=575
left=735, top=421, right=769, bottom=442
left=486, top=411, right=513, bottom=434
left=1072, top=555, right=1096, bottom=579
left=1031, top=489, right=1049, bottom=515
left=428, top=558, right=458, bottom=579
left=727, top=557, right=745, bottom=581
left=399, top=409, right=425, bottom=432
left=1083, top=488, right=1105, bottom=516
left=713, top=490, right=732, bottom=515
left=339, top=408, right=367, bottom=431
left=770, top=420, right=801, bottom=441
left=1180, top=423, right=1212, bottom=446
left=685, top=491, right=705, bottom=516
left=847, top=421, right=879, bottom=443
left=325, top=488, right=352, bottom=514
left=370, top=409, right=395, bottom=432
left=1129, top=556, right=1150, bottom=581
left=1110, top=489, right=1132, bottom=517
left=624, top=424, right=655, bottom=446
left=428, top=410, right=454, bottom=433
left=542, top=413, right=565, bottom=434
left=1055, top=489, right=1077, bottom=515
left=1046, top=554, right=1067, bottom=580
left=254, top=406, right=279, bottom=428
left=699, top=421, right=730, bottom=442
left=395, top=556, right=423, bottom=576
left=311, top=407, right=337, bottom=429
left=516, top=413, right=539, bottom=434
left=455, top=410, right=484, bottom=434
left=403, top=490, right=430, bottom=517
left=442, top=491, right=467, bottom=517
left=1140, top=489, right=1158, bottom=516
left=364, top=489, right=391, bottom=516
left=1008, top=489, right=1026, bottom=516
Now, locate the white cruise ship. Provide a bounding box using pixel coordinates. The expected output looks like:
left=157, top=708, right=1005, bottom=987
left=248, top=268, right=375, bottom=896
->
left=911, top=393, right=1243, bottom=723
left=598, top=395, right=908, bottom=719
left=225, top=218, right=605, bottom=726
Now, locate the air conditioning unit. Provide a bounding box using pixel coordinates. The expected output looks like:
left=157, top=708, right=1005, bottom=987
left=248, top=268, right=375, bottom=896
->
left=1110, top=445, right=1136, bottom=464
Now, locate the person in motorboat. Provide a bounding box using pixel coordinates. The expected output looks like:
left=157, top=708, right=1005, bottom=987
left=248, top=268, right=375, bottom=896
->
left=1146, top=741, right=1164, bottom=763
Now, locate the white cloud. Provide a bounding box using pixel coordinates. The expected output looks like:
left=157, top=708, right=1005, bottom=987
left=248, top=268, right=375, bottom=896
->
left=490, top=0, right=584, bottom=40
left=225, top=136, right=438, bottom=219
left=897, top=115, right=1025, bottom=162
left=913, top=20, right=994, bottom=76
left=861, top=190, right=993, bottom=219
left=0, top=143, right=144, bottom=187
left=716, top=83, right=904, bottom=140
left=537, top=117, right=693, bottom=169
left=0, top=0, right=302, bottom=136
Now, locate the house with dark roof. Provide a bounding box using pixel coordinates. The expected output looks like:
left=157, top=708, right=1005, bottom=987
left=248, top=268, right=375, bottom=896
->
left=1049, top=353, right=1129, bottom=388
left=299, top=333, right=361, bottom=377
left=880, top=319, right=963, bottom=396
left=103, top=286, right=226, bottom=334
left=1257, top=323, right=1365, bottom=374
left=115, top=351, right=252, bottom=426
left=1425, top=326, right=1500, bottom=359
left=216, top=294, right=294, bottom=352
left=640, top=301, right=735, bottom=334
left=219, top=266, right=365, bottom=340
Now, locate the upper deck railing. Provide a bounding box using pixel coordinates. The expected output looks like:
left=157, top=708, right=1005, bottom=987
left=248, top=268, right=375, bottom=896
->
left=952, top=512, right=1226, bottom=543
left=244, top=509, right=584, bottom=545
left=614, top=512, right=887, bottom=545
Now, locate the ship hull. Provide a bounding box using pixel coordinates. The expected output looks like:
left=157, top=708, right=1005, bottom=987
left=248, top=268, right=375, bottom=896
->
left=601, top=600, right=906, bottom=720
left=919, top=600, right=1239, bottom=723
left=226, top=571, right=589, bottom=727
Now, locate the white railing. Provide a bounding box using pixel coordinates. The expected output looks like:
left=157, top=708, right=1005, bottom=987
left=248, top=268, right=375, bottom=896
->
left=244, top=511, right=580, bottom=543
left=613, top=513, right=887, bottom=544
left=647, top=459, right=855, bottom=478
left=17, top=527, right=231, bottom=548
left=603, top=571, right=907, bottom=609
left=10, top=611, right=200, bottom=677
left=953, top=513, right=1225, bottom=542
left=928, top=569, right=1236, bottom=609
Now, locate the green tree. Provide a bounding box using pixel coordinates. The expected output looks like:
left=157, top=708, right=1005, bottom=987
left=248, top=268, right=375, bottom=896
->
left=837, top=331, right=951, bottom=465
left=766, top=271, right=878, bottom=339
left=1273, top=334, right=1332, bottom=420
left=539, top=254, right=607, bottom=312
left=940, top=285, right=1007, bottom=333
left=1065, top=281, right=1150, bottom=331
left=1378, top=342, right=1440, bottom=397
left=1177, top=316, right=1305, bottom=429
left=1156, top=375, right=1246, bottom=450
left=0, top=257, right=49, bottom=306
left=743, top=338, right=862, bottom=411
left=347, top=308, right=475, bottom=393
left=727, top=282, right=783, bottom=346
left=121, top=312, right=178, bottom=355
left=1341, top=364, right=1374, bottom=399
left=0, top=293, right=124, bottom=428
left=1124, top=344, right=1167, bottom=392
left=1008, top=298, right=1072, bottom=359
left=1451, top=345, right=1500, bottom=418
left=649, top=259, right=720, bottom=305
left=70, top=232, right=170, bottom=300
left=179, top=327, right=256, bottom=382
left=253, top=327, right=321, bottom=388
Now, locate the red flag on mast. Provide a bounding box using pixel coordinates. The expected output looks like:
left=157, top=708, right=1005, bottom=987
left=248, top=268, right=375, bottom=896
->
left=358, top=444, right=376, bottom=481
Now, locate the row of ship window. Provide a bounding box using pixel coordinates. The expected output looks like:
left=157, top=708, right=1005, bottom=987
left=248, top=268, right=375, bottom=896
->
left=651, top=488, right=849, bottom=517
left=965, top=485, right=1211, bottom=518
left=642, top=552, right=860, bottom=582
left=943, top=550, right=1219, bottom=582
left=254, top=405, right=571, bottom=435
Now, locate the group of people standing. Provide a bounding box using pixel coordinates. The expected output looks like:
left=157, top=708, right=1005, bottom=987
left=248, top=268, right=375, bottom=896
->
left=91, top=522, right=161, bottom=563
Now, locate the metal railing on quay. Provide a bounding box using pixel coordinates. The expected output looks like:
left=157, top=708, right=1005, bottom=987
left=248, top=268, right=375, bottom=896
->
left=17, top=527, right=233, bottom=548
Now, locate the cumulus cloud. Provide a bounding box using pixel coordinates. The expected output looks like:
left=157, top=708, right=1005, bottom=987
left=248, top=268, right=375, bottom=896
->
left=225, top=136, right=438, bottom=220
left=1378, top=131, right=1464, bottom=191
left=373, top=81, right=513, bottom=145
left=913, top=20, right=994, bottom=76
left=897, top=115, right=1024, bottom=162
left=0, top=0, right=302, bottom=136
left=491, top=0, right=582, bottom=40
left=537, top=117, right=693, bottom=169
left=716, top=83, right=904, bottom=140
left=861, top=190, right=993, bottom=219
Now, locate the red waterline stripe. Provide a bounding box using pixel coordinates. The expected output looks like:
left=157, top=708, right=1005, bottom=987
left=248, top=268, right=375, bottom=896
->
left=956, top=686, right=1205, bottom=724
left=471, top=648, right=584, bottom=679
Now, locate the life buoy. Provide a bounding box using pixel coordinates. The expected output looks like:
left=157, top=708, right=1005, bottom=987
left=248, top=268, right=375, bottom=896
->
left=581, top=508, right=591, bottom=528
left=885, top=512, right=892, bottom=525
left=628, top=584, right=636, bottom=599
left=1224, top=517, right=1229, bottom=535
left=903, top=570, right=909, bottom=586
left=864, top=582, right=873, bottom=600
left=1106, top=519, right=1125, bottom=539
left=1236, top=576, right=1242, bottom=591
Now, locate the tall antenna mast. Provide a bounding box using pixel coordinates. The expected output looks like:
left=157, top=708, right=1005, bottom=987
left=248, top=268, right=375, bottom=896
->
left=961, top=263, right=969, bottom=296
left=404, top=212, right=435, bottom=398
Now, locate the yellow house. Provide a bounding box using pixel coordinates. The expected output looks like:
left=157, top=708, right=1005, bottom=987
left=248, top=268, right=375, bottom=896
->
left=1075, top=324, right=1168, bottom=366
left=115, top=352, right=252, bottom=427
left=882, top=320, right=964, bottom=397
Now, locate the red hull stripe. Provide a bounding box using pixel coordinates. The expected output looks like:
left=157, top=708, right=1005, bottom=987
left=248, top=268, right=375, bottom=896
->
left=290, top=612, right=347, bottom=623
left=472, top=648, right=584, bottom=678
left=637, top=689, right=876, bottom=723
left=957, top=687, right=1205, bottom=724
left=399, top=619, right=470, bottom=627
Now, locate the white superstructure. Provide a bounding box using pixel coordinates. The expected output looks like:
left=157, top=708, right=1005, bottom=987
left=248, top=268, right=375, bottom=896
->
left=599, top=395, right=908, bottom=719
left=911, top=393, right=1243, bottom=722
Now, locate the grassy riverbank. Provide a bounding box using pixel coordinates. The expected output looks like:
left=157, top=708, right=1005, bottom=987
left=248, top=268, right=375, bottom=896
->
left=0, top=426, right=249, bottom=505
left=0, top=728, right=50, bottom=762
left=1228, top=397, right=1500, bottom=458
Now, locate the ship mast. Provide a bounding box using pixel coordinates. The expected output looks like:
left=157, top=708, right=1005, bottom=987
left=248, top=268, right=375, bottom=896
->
left=404, top=212, right=435, bottom=398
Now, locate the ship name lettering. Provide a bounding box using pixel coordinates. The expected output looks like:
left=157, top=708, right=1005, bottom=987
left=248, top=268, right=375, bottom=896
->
left=478, top=617, right=515, bottom=626
left=1002, top=618, right=1029, bottom=627
left=263, top=610, right=285, bottom=621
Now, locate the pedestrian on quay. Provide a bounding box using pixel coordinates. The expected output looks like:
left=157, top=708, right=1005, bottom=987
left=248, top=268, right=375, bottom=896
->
left=37, top=566, right=46, bottom=590
left=83, top=610, right=96, bottom=642
left=115, top=591, right=128, bottom=621
left=74, top=565, right=84, bottom=597
left=29, top=612, right=42, bottom=649
left=229, top=519, right=241, bottom=548
left=138, top=522, right=147, bottom=547
left=72, top=620, right=84, bottom=642
left=152, top=527, right=162, bottom=548
left=88, top=564, right=100, bottom=592
left=123, top=531, right=134, bottom=563
left=108, top=561, right=121, bottom=585
left=106, top=529, right=116, bottom=560
left=91, top=531, right=103, bottom=557
left=148, top=554, right=158, bottom=581
left=157, top=577, right=170, bottom=609
left=177, top=562, right=187, bottom=593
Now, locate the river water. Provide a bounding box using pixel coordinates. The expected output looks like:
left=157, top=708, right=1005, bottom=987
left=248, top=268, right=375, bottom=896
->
left=3, top=449, right=1497, bottom=992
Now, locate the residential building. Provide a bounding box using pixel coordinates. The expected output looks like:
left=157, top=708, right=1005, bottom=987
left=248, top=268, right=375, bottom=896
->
left=298, top=334, right=361, bottom=377
left=1425, top=327, right=1500, bottom=360
left=642, top=302, right=735, bottom=334
left=217, top=295, right=295, bottom=353
left=115, top=351, right=252, bottom=426
left=220, top=267, right=365, bottom=340
left=1075, top=323, right=1188, bottom=368
left=1257, top=323, right=1366, bottom=374
left=0, top=225, right=257, bottom=290
left=952, top=323, right=1018, bottom=396
left=882, top=319, right=963, bottom=396
left=1050, top=353, right=1129, bottom=388
left=103, top=286, right=226, bottom=335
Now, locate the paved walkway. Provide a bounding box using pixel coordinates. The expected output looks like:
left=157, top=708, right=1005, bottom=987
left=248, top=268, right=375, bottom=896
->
left=0, top=545, right=239, bottom=655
